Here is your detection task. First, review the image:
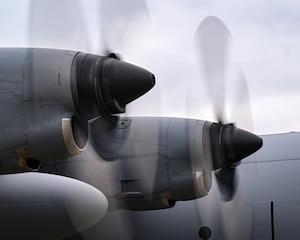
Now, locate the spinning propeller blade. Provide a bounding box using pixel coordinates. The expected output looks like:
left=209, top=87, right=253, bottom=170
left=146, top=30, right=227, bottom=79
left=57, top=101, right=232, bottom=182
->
left=195, top=16, right=262, bottom=201
left=100, top=0, right=150, bottom=58
left=28, top=1, right=154, bottom=237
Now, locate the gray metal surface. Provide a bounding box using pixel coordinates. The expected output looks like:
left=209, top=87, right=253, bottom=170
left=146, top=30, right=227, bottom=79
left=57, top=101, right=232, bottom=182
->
left=56, top=132, right=300, bottom=239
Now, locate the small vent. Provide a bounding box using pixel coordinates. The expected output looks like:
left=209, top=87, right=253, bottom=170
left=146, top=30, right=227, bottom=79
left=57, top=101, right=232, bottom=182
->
left=121, top=179, right=141, bottom=195
left=116, top=119, right=131, bottom=129
left=25, top=158, right=41, bottom=171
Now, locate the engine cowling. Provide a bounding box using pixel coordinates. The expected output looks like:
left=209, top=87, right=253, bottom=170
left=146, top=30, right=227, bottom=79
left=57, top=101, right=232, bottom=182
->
left=0, top=49, right=87, bottom=171
left=0, top=48, right=154, bottom=172
left=42, top=115, right=262, bottom=211
left=90, top=117, right=213, bottom=210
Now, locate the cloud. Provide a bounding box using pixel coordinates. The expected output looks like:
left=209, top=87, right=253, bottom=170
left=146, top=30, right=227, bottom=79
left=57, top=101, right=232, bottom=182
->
left=0, top=0, right=29, bottom=46
left=128, top=0, right=300, bottom=134
left=0, top=0, right=299, bottom=134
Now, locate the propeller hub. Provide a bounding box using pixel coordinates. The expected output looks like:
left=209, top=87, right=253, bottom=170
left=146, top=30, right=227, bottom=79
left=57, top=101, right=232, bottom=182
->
left=210, top=123, right=263, bottom=201
left=72, top=54, right=155, bottom=119
left=221, top=124, right=263, bottom=165
left=210, top=123, right=263, bottom=170
left=99, top=57, right=155, bottom=114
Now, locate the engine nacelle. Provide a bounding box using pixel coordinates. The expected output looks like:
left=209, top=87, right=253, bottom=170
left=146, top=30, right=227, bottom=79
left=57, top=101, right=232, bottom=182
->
left=0, top=172, right=108, bottom=240
left=0, top=49, right=87, bottom=172
left=90, top=117, right=213, bottom=210
left=0, top=48, right=154, bottom=172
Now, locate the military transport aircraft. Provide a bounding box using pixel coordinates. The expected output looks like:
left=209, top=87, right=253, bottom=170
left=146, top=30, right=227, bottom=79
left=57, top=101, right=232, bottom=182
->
left=0, top=0, right=299, bottom=240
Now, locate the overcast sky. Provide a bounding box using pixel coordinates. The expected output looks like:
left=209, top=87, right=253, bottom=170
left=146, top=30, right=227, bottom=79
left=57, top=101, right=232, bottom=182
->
left=0, top=0, right=299, bottom=135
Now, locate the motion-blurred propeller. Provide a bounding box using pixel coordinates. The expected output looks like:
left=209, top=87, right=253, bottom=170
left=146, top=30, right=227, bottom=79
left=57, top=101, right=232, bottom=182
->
left=195, top=16, right=262, bottom=201
left=29, top=0, right=91, bottom=51
left=28, top=0, right=155, bottom=162
left=28, top=2, right=154, bottom=237
left=100, top=0, right=150, bottom=58
left=30, top=0, right=153, bottom=123
left=196, top=16, right=231, bottom=124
